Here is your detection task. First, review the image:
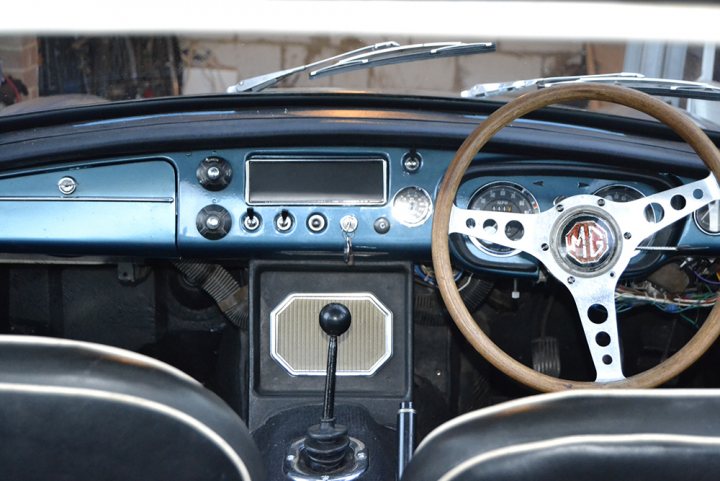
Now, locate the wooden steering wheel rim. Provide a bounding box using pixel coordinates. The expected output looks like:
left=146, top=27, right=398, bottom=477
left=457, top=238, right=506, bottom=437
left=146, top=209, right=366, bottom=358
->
left=432, top=83, right=720, bottom=391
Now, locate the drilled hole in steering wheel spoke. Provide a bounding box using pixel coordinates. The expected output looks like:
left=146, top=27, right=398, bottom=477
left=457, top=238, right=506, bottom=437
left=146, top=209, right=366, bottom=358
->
left=587, top=304, right=608, bottom=324
left=645, top=203, right=664, bottom=223
left=505, top=220, right=524, bottom=241
left=596, top=331, right=611, bottom=347
left=670, top=194, right=686, bottom=211
left=483, top=219, right=498, bottom=235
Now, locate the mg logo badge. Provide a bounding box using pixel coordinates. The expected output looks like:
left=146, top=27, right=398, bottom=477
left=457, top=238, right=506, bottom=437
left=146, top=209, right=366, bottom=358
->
left=564, top=220, right=610, bottom=265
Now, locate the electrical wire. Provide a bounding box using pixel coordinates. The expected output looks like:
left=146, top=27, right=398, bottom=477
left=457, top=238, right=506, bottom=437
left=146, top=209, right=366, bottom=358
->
left=692, top=270, right=720, bottom=286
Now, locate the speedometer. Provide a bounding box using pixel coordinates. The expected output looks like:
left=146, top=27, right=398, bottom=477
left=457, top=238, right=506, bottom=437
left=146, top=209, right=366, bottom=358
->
left=468, top=181, right=540, bottom=256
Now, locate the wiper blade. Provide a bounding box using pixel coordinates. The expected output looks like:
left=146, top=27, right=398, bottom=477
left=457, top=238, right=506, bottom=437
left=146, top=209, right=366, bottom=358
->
left=227, top=41, right=495, bottom=94
left=463, top=72, right=720, bottom=101
left=226, top=41, right=399, bottom=93
left=309, top=41, right=495, bottom=79
left=462, top=73, right=644, bottom=98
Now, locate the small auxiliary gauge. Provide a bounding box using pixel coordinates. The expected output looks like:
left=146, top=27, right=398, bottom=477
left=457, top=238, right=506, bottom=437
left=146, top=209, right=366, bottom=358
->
left=392, top=187, right=433, bottom=227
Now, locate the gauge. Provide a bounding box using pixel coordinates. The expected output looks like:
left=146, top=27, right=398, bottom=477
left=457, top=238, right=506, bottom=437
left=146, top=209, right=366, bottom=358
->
left=467, top=181, right=540, bottom=256
left=594, top=184, right=647, bottom=204
left=694, top=200, right=720, bottom=235
left=392, top=186, right=433, bottom=227
left=594, top=184, right=653, bottom=255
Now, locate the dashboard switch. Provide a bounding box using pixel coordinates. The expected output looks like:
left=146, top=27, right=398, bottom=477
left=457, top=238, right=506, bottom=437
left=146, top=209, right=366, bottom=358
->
left=373, top=217, right=391, bottom=234
left=275, top=210, right=294, bottom=232
left=196, top=156, right=232, bottom=191
left=196, top=205, right=232, bottom=240
left=340, top=215, right=358, bottom=234
left=242, top=208, right=261, bottom=232
left=307, top=213, right=327, bottom=233
left=402, top=150, right=422, bottom=173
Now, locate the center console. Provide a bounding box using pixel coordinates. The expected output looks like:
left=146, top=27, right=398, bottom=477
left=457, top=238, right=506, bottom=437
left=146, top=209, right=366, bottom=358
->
left=247, top=260, right=414, bottom=480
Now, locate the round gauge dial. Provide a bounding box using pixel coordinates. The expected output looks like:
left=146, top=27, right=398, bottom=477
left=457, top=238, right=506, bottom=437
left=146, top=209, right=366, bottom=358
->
left=392, top=186, right=433, bottom=227
left=594, top=184, right=653, bottom=255
left=468, top=182, right=540, bottom=256
left=694, top=200, right=720, bottom=235
left=594, top=184, right=646, bottom=204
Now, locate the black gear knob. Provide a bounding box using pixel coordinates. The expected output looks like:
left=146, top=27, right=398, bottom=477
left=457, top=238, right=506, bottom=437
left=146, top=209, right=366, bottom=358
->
left=319, top=303, right=352, bottom=337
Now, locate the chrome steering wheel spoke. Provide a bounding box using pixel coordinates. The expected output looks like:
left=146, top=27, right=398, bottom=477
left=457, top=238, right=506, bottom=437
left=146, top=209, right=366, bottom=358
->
left=563, top=274, right=625, bottom=381
left=603, top=173, right=720, bottom=249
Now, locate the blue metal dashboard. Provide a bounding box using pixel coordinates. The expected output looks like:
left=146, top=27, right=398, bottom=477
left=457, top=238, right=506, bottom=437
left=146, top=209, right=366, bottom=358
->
left=0, top=146, right=716, bottom=276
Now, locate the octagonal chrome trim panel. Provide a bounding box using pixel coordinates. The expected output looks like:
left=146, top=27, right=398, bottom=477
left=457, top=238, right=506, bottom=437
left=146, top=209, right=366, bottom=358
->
left=269, top=292, right=393, bottom=377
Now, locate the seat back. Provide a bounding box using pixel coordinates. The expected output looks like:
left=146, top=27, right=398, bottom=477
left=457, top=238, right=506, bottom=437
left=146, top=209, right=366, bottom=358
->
left=0, top=335, right=265, bottom=481
left=402, top=390, right=720, bottom=481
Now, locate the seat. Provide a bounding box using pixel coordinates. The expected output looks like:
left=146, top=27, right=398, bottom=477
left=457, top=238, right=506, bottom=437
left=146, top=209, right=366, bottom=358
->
left=0, top=335, right=265, bottom=481
left=402, top=389, right=720, bottom=481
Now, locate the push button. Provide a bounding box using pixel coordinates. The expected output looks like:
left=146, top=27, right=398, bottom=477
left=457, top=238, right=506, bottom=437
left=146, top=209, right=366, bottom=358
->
left=307, top=213, right=327, bottom=233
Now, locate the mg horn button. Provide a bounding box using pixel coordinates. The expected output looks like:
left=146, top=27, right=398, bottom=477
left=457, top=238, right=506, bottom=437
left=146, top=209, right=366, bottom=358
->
left=559, top=215, right=616, bottom=271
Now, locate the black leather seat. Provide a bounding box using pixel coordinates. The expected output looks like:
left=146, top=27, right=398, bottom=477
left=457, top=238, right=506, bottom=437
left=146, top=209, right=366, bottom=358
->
left=0, top=335, right=265, bottom=481
left=402, top=390, right=720, bottom=481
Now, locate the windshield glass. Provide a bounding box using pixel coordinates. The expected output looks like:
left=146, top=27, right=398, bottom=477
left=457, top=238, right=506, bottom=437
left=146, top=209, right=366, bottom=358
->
left=1, top=2, right=719, bottom=128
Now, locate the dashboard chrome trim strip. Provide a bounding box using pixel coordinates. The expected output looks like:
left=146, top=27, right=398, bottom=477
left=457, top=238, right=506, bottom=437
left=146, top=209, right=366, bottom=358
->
left=0, top=196, right=175, bottom=203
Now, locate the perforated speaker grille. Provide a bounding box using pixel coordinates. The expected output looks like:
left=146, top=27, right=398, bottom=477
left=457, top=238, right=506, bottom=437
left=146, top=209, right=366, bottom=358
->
left=269, top=293, right=393, bottom=376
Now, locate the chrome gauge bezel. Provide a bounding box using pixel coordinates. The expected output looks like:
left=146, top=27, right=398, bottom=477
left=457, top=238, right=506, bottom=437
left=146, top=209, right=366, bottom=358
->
left=694, top=200, right=720, bottom=236
left=467, top=181, right=540, bottom=257
left=391, top=186, right=434, bottom=227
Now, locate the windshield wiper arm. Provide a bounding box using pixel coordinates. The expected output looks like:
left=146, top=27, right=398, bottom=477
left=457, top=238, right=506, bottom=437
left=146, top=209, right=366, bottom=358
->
left=463, top=72, right=720, bottom=101
left=462, top=73, right=645, bottom=98
left=227, top=41, right=495, bottom=94
left=226, top=41, right=400, bottom=93
left=309, top=41, right=495, bottom=79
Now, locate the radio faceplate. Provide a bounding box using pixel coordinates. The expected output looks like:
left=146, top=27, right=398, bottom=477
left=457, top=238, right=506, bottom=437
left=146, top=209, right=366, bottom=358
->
left=245, top=156, right=388, bottom=206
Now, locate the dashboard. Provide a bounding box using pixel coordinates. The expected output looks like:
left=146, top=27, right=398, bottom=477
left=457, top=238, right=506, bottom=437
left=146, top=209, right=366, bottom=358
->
left=0, top=139, right=717, bottom=278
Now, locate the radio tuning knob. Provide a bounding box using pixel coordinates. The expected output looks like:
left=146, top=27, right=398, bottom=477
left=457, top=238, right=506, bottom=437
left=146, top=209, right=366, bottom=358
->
left=197, top=156, right=232, bottom=191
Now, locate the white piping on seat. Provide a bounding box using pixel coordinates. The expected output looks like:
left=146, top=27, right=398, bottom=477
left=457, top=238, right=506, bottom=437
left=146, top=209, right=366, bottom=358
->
left=0, top=335, right=197, bottom=384
left=0, top=382, right=253, bottom=481
left=418, top=388, right=720, bottom=453
left=439, top=433, right=720, bottom=481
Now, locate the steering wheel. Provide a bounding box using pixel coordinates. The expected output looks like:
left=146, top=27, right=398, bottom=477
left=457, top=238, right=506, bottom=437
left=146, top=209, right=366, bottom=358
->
left=432, top=83, right=720, bottom=391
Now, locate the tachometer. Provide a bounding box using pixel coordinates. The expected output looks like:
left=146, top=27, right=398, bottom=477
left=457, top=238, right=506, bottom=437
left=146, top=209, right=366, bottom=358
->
left=594, top=184, right=654, bottom=254
left=594, top=184, right=646, bottom=205
left=468, top=181, right=540, bottom=256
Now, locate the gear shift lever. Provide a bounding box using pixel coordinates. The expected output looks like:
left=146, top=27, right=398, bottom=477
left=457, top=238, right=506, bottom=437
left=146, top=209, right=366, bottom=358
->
left=286, top=302, right=369, bottom=480
left=303, top=303, right=352, bottom=471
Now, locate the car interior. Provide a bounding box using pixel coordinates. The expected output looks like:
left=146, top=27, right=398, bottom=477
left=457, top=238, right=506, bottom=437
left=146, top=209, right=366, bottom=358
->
left=2, top=23, right=720, bottom=481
